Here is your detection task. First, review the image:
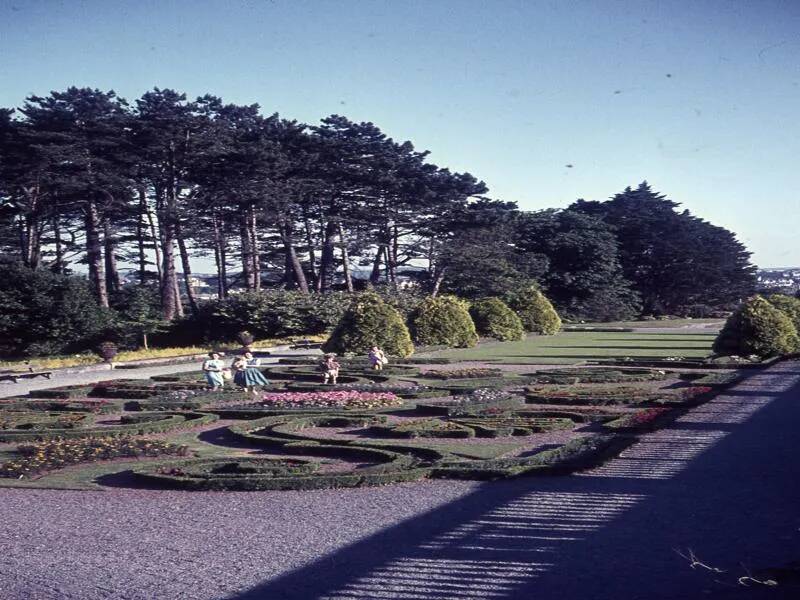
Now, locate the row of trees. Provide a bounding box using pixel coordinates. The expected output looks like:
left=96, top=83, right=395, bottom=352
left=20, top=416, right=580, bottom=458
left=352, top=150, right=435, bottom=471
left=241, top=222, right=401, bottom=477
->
left=0, top=86, right=756, bottom=330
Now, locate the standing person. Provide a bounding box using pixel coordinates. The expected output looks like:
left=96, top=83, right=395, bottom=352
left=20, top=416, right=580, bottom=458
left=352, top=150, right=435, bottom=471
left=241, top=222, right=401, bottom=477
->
left=322, top=353, right=340, bottom=384
left=233, top=351, right=269, bottom=395
left=369, top=346, right=388, bottom=371
left=202, top=351, right=226, bottom=391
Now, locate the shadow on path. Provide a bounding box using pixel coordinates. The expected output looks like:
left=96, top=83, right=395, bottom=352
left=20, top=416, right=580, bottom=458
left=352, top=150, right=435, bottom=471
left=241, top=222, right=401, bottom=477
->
left=229, top=363, right=800, bottom=600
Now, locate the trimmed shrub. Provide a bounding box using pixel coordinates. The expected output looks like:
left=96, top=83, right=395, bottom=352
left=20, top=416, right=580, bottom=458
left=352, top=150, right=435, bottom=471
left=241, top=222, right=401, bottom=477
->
left=408, top=296, right=478, bottom=348
left=767, top=294, right=800, bottom=332
left=0, top=263, right=116, bottom=357
left=425, top=368, right=503, bottom=380
left=504, top=286, right=562, bottom=335
left=713, top=296, right=800, bottom=358
left=161, top=290, right=352, bottom=345
left=469, top=298, right=525, bottom=341
left=322, top=292, right=414, bottom=357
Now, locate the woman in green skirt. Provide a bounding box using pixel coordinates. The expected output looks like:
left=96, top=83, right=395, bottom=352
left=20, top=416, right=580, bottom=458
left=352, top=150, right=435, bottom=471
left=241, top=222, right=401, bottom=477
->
left=232, top=351, right=269, bottom=395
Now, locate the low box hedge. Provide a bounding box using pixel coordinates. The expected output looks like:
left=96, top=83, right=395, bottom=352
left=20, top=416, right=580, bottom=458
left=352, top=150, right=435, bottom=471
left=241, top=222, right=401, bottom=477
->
left=133, top=448, right=430, bottom=491
left=453, top=416, right=575, bottom=437
left=431, top=434, right=632, bottom=480
left=525, top=368, right=667, bottom=385
left=27, top=386, right=94, bottom=400
left=372, top=419, right=475, bottom=439
left=0, top=411, right=217, bottom=442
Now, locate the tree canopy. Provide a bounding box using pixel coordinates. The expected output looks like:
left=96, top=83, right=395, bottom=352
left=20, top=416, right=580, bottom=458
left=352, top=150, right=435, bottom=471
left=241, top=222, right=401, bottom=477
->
left=0, top=88, right=757, bottom=348
left=570, top=182, right=755, bottom=315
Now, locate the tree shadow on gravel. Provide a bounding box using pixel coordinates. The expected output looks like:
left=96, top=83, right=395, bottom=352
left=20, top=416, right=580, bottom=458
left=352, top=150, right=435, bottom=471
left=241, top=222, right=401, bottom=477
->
left=228, top=368, right=800, bottom=600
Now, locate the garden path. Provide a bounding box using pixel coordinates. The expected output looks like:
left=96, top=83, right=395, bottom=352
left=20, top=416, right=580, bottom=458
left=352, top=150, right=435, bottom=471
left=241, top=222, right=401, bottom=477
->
left=0, top=361, right=798, bottom=599
left=0, top=348, right=317, bottom=399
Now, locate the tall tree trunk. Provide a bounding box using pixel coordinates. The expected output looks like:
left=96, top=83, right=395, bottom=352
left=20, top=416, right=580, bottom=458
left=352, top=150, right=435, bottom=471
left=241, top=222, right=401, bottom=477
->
left=20, top=185, right=42, bottom=269
left=278, top=213, right=309, bottom=294
left=21, top=214, right=40, bottom=269
left=52, top=211, right=64, bottom=275
left=103, top=218, right=121, bottom=297
left=337, top=221, right=354, bottom=293
left=388, top=224, right=399, bottom=288
left=145, top=189, right=163, bottom=286
left=175, top=218, right=199, bottom=315
left=431, top=267, right=447, bottom=298
left=369, top=244, right=383, bottom=284
left=159, top=198, right=180, bottom=319
left=318, top=219, right=338, bottom=293
left=85, top=199, right=109, bottom=308
left=212, top=210, right=228, bottom=299
left=136, top=187, right=149, bottom=285
left=172, top=273, right=184, bottom=317
left=249, top=205, right=261, bottom=291
left=239, top=208, right=255, bottom=290
left=302, top=214, right=318, bottom=290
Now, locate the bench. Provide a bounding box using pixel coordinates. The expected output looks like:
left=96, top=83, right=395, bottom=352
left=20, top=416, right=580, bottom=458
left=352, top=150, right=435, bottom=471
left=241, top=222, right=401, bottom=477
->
left=0, top=371, right=53, bottom=383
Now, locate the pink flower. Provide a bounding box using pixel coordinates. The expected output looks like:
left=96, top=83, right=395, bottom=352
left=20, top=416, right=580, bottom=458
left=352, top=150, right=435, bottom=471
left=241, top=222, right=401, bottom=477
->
left=260, top=390, right=402, bottom=409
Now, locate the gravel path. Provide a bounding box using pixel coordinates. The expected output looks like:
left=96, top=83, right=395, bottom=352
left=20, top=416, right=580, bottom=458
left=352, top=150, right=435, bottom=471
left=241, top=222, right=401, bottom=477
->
left=2, top=361, right=799, bottom=599
left=0, top=349, right=316, bottom=400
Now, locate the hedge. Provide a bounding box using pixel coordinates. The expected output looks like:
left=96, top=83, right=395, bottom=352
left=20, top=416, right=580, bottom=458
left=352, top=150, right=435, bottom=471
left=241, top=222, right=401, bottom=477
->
left=525, top=368, right=667, bottom=385
left=505, top=286, right=562, bottom=335
left=323, top=291, right=414, bottom=357
left=431, top=434, right=629, bottom=480
left=713, top=296, right=800, bottom=358
left=133, top=452, right=431, bottom=491
left=409, top=296, right=478, bottom=348
left=0, top=411, right=217, bottom=442
left=372, top=419, right=475, bottom=439
left=469, top=297, right=525, bottom=341
left=27, top=386, right=95, bottom=400
left=453, top=416, right=575, bottom=437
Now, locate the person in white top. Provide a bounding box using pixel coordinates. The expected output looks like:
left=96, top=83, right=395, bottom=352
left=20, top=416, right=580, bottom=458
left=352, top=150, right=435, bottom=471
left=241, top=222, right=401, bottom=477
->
left=368, top=346, right=388, bottom=371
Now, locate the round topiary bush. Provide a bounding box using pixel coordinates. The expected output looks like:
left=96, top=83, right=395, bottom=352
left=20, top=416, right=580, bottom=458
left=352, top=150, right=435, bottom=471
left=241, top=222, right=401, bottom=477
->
left=713, top=296, right=800, bottom=358
left=469, top=297, right=525, bottom=341
left=767, top=294, right=800, bottom=332
left=504, top=287, right=562, bottom=335
left=408, top=295, right=478, bottom=348
left=322, top=292, right=414, bottom=357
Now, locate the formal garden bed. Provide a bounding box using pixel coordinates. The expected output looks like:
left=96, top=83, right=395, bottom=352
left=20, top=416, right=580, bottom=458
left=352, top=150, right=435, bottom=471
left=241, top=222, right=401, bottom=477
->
left=0, top=347, right=750, bottom=490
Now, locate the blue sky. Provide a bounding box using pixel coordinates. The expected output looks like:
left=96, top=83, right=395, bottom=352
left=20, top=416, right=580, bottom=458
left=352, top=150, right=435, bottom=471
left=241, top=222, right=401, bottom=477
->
left=2, top=0, right=799, bottom=267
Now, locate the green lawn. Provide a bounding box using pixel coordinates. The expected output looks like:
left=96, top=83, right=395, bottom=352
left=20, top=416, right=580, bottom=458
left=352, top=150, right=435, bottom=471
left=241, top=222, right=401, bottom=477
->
left=420, top=330, right=716, bottom=364
left=576, top=318, right=724, bottom=329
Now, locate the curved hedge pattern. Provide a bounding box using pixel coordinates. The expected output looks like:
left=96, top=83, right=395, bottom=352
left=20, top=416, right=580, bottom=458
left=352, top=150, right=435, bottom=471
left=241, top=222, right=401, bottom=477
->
left=0, top=411, right=217, bottom=442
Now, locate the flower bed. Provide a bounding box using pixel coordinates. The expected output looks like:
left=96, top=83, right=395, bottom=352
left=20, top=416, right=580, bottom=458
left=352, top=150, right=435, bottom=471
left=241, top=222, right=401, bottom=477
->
left=0, top=436, right=190, bottom=478
left=376, top=419, right=475, bottom=439
left=260, top=390, right=403, bottom=410
left=417, top=389, right=523, bottom=416
left=425, top=368, right=503, bottom=380
left=526, top=368, right=668, bottom=385
left=605, top=408, right=672, bottom=431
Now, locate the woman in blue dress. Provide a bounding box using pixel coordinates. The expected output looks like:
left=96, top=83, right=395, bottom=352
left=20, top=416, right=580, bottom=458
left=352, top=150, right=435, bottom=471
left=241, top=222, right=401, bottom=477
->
left=232, top=351, right=269, bottom=395
left=202, top=352, right=226, bottom=391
